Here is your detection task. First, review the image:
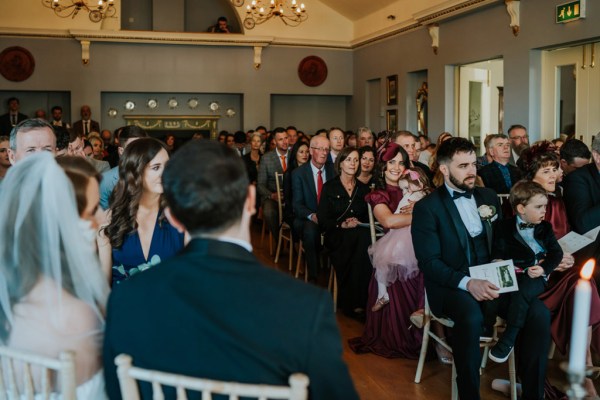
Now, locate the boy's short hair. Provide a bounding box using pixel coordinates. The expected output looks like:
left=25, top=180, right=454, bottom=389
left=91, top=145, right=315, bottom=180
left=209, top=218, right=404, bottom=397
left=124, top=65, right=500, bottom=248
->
left=509, top=180, right=547, bottom=212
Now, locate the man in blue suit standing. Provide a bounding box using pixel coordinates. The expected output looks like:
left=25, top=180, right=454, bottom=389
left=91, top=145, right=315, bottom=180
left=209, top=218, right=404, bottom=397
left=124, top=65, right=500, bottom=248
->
left=103, top=140, right=358, bottom=400
left=292, top=135, right=335, bottom=283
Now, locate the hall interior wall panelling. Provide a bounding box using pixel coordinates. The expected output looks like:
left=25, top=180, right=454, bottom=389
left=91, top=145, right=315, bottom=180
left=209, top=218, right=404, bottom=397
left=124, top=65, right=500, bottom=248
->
left=270, top=94, right=349, bottom=135
left=350, top=0, right=600, bottom=141
left=0, top=37, right=352, bottom=132
left=101, top=92, right=242, bottom=133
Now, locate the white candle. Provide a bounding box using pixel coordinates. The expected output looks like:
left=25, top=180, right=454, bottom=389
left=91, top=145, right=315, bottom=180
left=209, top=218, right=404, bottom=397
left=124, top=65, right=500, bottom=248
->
left=568, top=259, right=595, bottom=375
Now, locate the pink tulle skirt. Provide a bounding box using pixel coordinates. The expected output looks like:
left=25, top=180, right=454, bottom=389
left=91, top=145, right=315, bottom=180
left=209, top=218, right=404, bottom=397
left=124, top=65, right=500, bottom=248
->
left=368, top=226, right=419, bottom=285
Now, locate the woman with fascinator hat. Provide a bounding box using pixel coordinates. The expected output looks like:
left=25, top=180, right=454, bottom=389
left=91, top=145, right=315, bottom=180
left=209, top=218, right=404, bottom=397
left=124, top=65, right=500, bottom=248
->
left=0, top=152, right=109, bottom=398
left=348, top=142, right=449, bottom=361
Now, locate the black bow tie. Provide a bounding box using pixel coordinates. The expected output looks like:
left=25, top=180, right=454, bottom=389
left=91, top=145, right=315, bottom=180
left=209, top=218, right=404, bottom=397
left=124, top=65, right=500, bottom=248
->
left=518, top=222, right=536, bottom=230
left=452, top=190, right=473, bottom=200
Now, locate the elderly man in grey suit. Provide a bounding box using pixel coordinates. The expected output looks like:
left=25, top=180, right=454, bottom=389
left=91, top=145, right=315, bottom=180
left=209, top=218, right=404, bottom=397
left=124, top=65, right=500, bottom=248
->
left=257, top=127, right=289, bottom=242
left=292, top=135, right=335, bottom=283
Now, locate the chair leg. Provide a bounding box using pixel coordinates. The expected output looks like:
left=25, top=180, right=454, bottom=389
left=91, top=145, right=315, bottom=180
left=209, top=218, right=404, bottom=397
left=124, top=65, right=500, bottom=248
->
left=414, top=317, right=431, bottom=383
left=451, top=362, right=458, bottom=400
left=548, top=341, right=556, bottom=359
left=269, top=232, right=273, bottom=256
left=508, top=352, right=517, bottom=400
left=274, top=229, right=283, bottom=263
left=481, top=345, right=490, bottom=370
left=295, top=242, right=303, bottom=278
left=288, top=234, right=294, bottom=273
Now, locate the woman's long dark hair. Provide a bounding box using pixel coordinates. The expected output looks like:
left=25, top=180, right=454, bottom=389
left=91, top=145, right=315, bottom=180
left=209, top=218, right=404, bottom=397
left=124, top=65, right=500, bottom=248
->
left=105, top=138, right=168, bottom=248
left=372, top=143, right=410, bottom=190
left=287, top=139, right=310, bottom=172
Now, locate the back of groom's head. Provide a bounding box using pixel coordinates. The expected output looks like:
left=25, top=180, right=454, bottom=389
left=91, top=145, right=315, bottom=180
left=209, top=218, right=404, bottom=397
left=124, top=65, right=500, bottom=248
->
left=162, top=140, right=249, bottom=235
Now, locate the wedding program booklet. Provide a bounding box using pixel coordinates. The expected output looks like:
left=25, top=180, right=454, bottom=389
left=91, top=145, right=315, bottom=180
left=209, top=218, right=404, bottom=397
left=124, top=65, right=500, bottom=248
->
left=558, top=225, right=600, bottom=254
left=469, top=260, right=519, bottom=294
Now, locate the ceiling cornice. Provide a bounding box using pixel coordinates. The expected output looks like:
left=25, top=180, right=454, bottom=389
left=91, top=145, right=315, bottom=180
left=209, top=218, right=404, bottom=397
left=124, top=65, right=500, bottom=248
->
left=0, top=0, right=501, bottom=51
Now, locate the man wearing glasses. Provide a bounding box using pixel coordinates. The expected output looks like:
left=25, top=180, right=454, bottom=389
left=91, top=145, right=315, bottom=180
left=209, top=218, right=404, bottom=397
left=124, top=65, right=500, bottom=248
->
left=507, top=124, right=529, bottom=166
left=292, top=135, right=335, bottom=283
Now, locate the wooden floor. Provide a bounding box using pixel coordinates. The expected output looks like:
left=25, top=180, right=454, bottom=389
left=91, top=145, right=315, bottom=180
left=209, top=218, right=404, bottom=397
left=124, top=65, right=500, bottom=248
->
left=249, top=221, right=594, bottom=399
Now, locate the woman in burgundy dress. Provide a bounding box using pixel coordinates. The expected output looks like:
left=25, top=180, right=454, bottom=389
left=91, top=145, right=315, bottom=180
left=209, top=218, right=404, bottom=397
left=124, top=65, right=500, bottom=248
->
left=349, top=143, right=433, bottom=359
left=521, top=142, right=600, bottom=397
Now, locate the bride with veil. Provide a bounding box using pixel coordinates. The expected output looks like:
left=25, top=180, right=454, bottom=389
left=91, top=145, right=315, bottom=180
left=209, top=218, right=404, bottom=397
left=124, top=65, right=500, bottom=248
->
left=0, top=152, right=109, bottom=398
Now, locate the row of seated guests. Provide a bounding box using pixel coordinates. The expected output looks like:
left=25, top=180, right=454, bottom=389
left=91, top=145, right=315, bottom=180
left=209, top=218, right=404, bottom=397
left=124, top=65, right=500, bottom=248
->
left=351, top=134, right=600, bottom=400
left=0, top=119, right=359, bottom=399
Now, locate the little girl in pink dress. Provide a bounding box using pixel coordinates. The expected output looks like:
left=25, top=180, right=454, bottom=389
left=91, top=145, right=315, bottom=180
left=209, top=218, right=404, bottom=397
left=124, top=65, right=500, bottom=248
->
left=369, top=168, right=430, bottom=311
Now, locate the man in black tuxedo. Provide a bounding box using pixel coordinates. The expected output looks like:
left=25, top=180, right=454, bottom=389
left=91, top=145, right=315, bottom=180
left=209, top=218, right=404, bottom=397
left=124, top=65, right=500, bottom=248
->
left=0, top=97, right=28, bottom=136
left=563, top=135, right=600, bottom=234
left=411, top=137, right=550, bottom=400
left=478, top=134, right=522, bottom=194
left=292, top=135, right=335, bottom=282
left=103, top=140, right=358, bottom=400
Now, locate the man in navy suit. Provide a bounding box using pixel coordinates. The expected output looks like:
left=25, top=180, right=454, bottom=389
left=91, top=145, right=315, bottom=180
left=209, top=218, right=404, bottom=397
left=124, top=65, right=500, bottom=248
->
left=103, top=140, right=358, bottom=400
left=412, top=137, right=549, bottom=400
left=292, top=135, right=335, bottom=282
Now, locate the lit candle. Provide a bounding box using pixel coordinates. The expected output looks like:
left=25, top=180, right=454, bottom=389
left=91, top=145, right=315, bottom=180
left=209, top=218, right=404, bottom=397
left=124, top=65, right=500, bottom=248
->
left=568, top=259, right=595, bottom=376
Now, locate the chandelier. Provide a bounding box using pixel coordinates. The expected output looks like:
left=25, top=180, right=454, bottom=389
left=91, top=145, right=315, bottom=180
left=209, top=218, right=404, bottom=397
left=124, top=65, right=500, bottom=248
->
left=42, top=0, right=116, bottom=23
left=242, top=0, right=307, bottom=29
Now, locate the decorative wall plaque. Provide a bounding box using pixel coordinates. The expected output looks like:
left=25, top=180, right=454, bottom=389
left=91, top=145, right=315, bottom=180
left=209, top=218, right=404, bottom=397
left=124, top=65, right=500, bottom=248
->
left=0, top=46, right=35, bottom=82
left=298, top=56, right=327, bottom=87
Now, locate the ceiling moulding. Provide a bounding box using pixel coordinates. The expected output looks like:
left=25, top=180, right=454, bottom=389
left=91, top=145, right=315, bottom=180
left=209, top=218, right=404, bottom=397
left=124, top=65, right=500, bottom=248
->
left=0, top=1, right=501, bottom=51
left=351, top=0, right=501, bottom=49
left=0, top=28, right=273, bottom=47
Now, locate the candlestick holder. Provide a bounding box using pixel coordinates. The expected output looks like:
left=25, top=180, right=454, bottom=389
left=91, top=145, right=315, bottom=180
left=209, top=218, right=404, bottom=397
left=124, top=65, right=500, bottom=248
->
left=561, top=362, right=591, bottom=400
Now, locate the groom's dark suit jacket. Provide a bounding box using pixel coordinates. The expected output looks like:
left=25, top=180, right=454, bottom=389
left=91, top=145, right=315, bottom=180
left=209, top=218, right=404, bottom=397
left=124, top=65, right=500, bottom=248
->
left=103, top=238, right=358, bottom=400
left=411, top=186, right=500, bottom=314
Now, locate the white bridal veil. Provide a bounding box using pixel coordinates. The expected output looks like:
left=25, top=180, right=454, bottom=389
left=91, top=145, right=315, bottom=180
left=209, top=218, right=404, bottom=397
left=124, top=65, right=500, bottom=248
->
left=0, top=152, right=109, bottom=386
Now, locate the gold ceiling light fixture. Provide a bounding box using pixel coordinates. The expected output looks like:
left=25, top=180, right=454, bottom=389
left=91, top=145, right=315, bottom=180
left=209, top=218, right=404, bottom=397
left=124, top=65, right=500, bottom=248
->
left=42, top=0, right=116, bottom=23
left=242, top=0, right=307, bottom=30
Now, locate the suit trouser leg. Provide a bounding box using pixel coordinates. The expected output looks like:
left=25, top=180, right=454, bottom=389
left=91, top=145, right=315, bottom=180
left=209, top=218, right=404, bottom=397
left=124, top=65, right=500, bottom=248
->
left=515, top=299, right=550, bottom=400
left=506, top=276, right=546, bottom=330
left=301, top=220, right=321, bottom=280
left=438, top=289, right=483, bottom=400
left=262, top=198, right=280, bottom=240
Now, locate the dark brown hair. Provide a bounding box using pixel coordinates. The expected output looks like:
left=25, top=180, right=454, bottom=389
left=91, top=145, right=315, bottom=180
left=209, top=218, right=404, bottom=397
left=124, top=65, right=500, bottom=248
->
left=334, top=147, right=359, bottom=176
left=519, top=141, right=559, bottom=180
left=509, top=180, right=548, bottom=212
left=105, top=138, right=168, bottom=248
left=56, top=156, right=101, bottom=216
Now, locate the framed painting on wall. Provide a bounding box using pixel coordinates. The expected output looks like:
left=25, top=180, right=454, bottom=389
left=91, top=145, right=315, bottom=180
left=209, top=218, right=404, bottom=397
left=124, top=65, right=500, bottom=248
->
left=386, top=109, right=397, bottom=131
left=386, top=75, right=398, bottom=106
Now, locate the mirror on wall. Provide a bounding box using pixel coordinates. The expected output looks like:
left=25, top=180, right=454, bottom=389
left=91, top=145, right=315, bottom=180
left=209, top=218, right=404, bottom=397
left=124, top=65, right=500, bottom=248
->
left=457, top=58, right=504, bottom=153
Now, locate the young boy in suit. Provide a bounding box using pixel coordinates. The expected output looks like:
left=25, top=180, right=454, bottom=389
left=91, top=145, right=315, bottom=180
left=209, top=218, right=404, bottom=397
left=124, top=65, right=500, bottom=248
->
left=487, top=180, right=563, bottom=362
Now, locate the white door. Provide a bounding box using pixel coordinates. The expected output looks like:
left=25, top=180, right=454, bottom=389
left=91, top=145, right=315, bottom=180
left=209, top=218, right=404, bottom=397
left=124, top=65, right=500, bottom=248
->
left=541, top=43, right=600, bottom=145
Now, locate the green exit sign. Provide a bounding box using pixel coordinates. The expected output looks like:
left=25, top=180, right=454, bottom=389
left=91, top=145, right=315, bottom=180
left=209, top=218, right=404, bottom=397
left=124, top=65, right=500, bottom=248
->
left=556, top=0, right=586, bottom=23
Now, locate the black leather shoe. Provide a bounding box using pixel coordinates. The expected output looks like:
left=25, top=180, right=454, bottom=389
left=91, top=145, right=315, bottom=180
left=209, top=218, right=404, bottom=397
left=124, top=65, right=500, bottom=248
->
left=489, top=339, right=514, bottom=363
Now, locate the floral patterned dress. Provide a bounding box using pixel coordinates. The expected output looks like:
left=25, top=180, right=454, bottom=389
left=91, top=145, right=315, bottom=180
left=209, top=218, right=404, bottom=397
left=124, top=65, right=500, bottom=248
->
left=111, top=215, right=184, bottom=286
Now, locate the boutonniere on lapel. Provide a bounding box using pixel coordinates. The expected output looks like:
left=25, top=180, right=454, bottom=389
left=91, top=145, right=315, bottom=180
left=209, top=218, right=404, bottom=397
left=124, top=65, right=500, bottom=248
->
left=478, top=205, right=498, bottom=223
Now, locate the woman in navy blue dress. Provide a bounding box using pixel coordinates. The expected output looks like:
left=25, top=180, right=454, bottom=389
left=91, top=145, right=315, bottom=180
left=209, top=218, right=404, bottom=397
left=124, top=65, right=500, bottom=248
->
left=99, top=138, right=184, bottom=286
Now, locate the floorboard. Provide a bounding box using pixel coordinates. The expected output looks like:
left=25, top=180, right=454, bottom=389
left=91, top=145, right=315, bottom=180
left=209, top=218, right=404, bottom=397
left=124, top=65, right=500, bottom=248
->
left=249, top=220, right=595, bottom=399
